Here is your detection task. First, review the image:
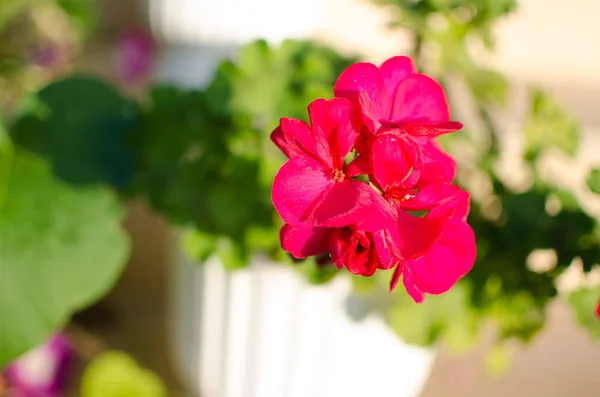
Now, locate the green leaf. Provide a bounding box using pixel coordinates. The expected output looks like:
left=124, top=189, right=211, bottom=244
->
left=567, top=287, right=600, bottom=339
left=525, top=89, right=579, bottom=160
left=0, top=146, right=129, bottom=365
left=586, top=168, right=600, bottom=195
left=11, top=76, right=137, bottom=190
left=183, top=228, right=217, bottom=262
left=56, top=0, right=99, bottom=34
left=81, top=351, right=167, bottom=397
left=216, top=237, right=248, bottom=270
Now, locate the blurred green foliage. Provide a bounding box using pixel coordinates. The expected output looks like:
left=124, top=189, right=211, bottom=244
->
left=81, top=351, right=167, bottom=397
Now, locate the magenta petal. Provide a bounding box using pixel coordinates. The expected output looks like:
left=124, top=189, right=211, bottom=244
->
left=410, top=221, right=476, bottom=295
left=305, top=180, right=395, bottom=231
left=371, top=133, right=421, bottom=192
left=428, top=190, right=471, bottom=221
left=346, top=153, right=372, bottom=177
left=391, top=74, right=450, bottom=123
left=374, top=229, right=396, bottom=269
left=325, top=97, right=361, bottom=166
left=271, top=119, right=323, bottom=168
left=334, top=62, right=391, bottom=126
left=392, top=209, right=444, bottom=260
left=417, top=138, right=457, bottom=184
left=280, top=223, right=329, bottom=258
left=357, top=91, right=383, bottom=132
left=389, top=265, right=402, bottom=292
left=403, top=182, right=460, bottom=212
left=272, top=158, right=331, bottom=225
left=403, top=121, right=463, bottom=138
left=402, top=266, right=425, bottom=303
left=379, top=56, right=416, bottom=100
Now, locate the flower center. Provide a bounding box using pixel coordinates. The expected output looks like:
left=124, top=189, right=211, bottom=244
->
left=385, top=190, right=416, bottom=206
left=332, top=168, right=345, bottom=182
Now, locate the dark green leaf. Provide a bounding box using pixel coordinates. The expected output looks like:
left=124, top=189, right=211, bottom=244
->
left=11, top=76, right=137, bottom=189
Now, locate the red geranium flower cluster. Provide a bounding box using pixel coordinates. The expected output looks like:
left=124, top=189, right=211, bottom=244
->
left=271, top=56, right=476, bottom=303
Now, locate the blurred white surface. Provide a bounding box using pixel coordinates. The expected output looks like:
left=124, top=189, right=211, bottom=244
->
left=172, top=256, right=436, bottom=397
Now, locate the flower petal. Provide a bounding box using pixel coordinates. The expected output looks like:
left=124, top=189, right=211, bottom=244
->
left=326, top=98, right=361, bottom=166
left=402, top=182, right=460, bottom=212
left=371, top=133, right=421, bottom=192
left=391, top=209, right=444, bottom=260
left=390, top=74, right=450, bottom=122
left=417, top=138, right=457, bottom=184
left=305, top=180, right=395, bottom=232
left=272, top=157, right=331, bottom=225
left=410, top=221, right=476, bottom=295
left=379, top=56, right=416, bottom=101
left=334, top=62, right=391, bottom=129
left=271, top=118, right=325, bottom=167
left=374, top=229, right=396, bottom=270
left=402, top=121, right=463, bottom=138
left=428, top=190, right=471, bottom=222
left=389, top=265, right=402, bottom=293
left=280, top=223, right=329, bottom=258
left=402, top=266, right=425, bottom=303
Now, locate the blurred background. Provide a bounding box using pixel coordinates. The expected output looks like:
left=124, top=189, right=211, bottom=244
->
left=2, top=0, right=600, bottom=396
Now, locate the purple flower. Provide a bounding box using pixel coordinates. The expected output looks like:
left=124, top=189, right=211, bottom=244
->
left=3, top=333, right=73, bottom=397
left=113, top=27, right=156, bottom=85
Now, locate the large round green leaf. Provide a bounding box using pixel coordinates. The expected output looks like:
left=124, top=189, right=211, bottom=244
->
left=0, top=144, right=129, bottom=366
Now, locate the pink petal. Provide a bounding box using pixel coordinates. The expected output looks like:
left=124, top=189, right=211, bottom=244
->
left=371, top=133, right=422, bottom=192
left=272, top=157, right=331, bottom=225
left=326, top=98, right=361, bottom=167
left=410, top=221, right=476, bottom=295
left=402, top=266, right=425, bottom=303
left=280, top=223, right=329, bottom=258
left=389, top=265, right=402, bottom=293
left=357, top=91, right=383, bottom=132
left=402, top=182, right=460, bottom=212
left=334, top=62, right=391, bottom=128
left=390, top=74, right=450, bottom=123
left=379, top=56, right=417, bottom=99
left=402, top=121, right=463, bottom=138
left=346, top=153, right=372, bottom=177
left=374, top=229, right=396, bottom=269
left=417, top=138, right=457, bottom=184
left=271, top=118, right=326, bottom=168
left=596, top=299, right=600, bottom=320
left=428, top=190, right=471, bottom=222
left=327, top=228, right=353, bottom=270
left=305, top=180, right=395, bottom=232
left=391, top=209, right=444, bottom=260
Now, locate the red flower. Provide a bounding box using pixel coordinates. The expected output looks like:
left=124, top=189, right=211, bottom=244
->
left=270, top=55, right=476, bottom=302
left=596, top=299, right=600, bottom=319
left=390, top=190, right=475, bottom=302
left=271, top=97, right=395, bottom=231
left=334, top=56, right=461, bottom=184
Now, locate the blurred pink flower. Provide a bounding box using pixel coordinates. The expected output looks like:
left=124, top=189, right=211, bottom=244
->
left=3, top=333, right=73, bottom=397
left=113, top=27, right=156, bottom=85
